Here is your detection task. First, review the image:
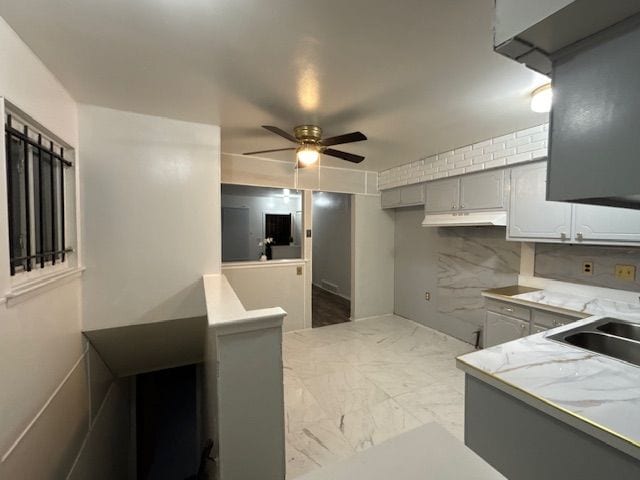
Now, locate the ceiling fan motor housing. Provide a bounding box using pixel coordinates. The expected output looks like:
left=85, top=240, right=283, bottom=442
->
left=294, top=125, right=322, bottom=144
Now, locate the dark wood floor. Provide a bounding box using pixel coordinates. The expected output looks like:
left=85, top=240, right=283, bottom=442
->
left=312, top=285, right=351, bottom=328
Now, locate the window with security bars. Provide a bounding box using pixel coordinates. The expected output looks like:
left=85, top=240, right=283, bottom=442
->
left=5, top=112, right=72, bottom=275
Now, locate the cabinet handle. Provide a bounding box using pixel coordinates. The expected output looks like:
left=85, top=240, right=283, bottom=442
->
left=452, top=204, right=457, bottom=210
left=460, top=204, right=465, bottom=209
left=576, top=232, right=583, bottom=241
left=503, top=307, right=514, bottom=313
left=560, top=233, right=567, bottom=241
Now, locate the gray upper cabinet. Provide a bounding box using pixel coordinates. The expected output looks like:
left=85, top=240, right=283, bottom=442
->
left=425, top=170, right=506, bottom=214
left=460, top=170, right=505, bottom=211
left=508, top=162, right=572, bottom=242
left=381, top=188, right=402, bottom=209
left=381, top=184, right=425, bottom=209
left=572, top=204, right=640, bottom=244
left=508, top=161, right=640, bottom=246
left=425, top=178, right=459, bottom=213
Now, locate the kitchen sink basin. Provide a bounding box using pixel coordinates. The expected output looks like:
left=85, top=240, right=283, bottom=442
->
left=597, top=321, right=640, bottom=342
left=549, top=318, right=640, bottom=367
left=563, top=332, right=640, bottom=367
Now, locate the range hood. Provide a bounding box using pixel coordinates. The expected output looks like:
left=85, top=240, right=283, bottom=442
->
left=494, top=2, right=640, bottom=209
left=422, top=211, right=507, bottom=227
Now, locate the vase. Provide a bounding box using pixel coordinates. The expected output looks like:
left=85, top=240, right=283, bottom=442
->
left=259, top=254, right=267, bottom=262
left=265, top=244, right=273, bottom=260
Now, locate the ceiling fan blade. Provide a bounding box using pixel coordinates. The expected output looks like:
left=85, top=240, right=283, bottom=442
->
left=243, top=147, right=296, bottom=155
left=323, top=148, right=365, bottom=163
left=320, top=131, right=367, bottom=147
left=262, top=125, right=297, bottom=143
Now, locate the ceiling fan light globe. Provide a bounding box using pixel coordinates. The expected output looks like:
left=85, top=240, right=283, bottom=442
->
left=297, top=145, right=320, bottom=166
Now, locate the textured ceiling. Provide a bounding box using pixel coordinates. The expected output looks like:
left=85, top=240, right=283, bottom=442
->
left=0, top=0, right=549, bottom=171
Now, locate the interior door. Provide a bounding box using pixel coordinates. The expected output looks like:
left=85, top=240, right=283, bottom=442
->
left=222, top=207, right=250, bottom=261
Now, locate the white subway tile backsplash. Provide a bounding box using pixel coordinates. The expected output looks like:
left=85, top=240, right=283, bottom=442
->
left=516, top=125, right=544, bottom=138
left=505, top=136, right=530, bottom=149
left=492, top=133, right=515, bottom=143
left=484, top=158, right=507, bottom=169
left=455, top=145, right=472, bottom=154
left=506, top=152, right=533, bottom=164
left=472, top=139, right=492, bottom=149
left=531, top=148, right=548, bottom=159
left=464, top=164, right=485, bottom=173
left=464, top=148, right=486, bottom=159
left=493, top=147, right=516, bottom=159
left=472, top=153, right=493, bottom=165
left=483, top=142, right=505, bottom=154
left=517, top=140, right=546, bottom=154
left=378, top=123, right=548, bottom=190
left=530, top=131, right=549, bottom=143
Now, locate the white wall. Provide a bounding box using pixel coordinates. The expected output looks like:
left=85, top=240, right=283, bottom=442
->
left=221, top=153, right=379, bottom=195
left=312, top=192, right=351, bottom=298
left=222, top=262, right=306, bottom=332
left=79, top=105, right=221, bottom=330
left=351, top=195, right=395, bottom=319
left=221, top=188, right=302, bottom=262
left=0, top=16, right=91, bottom=478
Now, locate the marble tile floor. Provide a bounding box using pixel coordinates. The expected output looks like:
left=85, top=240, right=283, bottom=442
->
left=283, top=314, right=475, bottom=478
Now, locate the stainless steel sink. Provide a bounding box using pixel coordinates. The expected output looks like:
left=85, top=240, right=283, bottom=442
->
left=549, top=318, right=640, bottom=367
left=597, top=321, right=640, bottom=342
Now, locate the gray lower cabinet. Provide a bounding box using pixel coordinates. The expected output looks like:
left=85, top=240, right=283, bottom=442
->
left=484, top=311, right=529, bottom=348
left=484, top=298, right=581, bottom=348
left=381, top=183, right=425, bottom=209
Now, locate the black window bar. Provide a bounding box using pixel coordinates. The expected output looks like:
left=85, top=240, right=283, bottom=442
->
left=5, top=115, right=73, bottom=276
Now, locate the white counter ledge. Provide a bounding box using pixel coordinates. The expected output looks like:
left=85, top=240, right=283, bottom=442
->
left=457, top=317, right=640, bottom=461
left=203, top=273, right=286, bottom=334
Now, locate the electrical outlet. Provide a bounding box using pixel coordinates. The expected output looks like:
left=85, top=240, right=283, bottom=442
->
left=296, top=266, right=303, bottom=275
left=615, top=264, right=636, bottom=282
left=424, top=292, right=431, bottom=301
left=582, top=261, right=593, bottom=275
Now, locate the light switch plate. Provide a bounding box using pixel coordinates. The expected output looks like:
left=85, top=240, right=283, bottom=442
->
left=615, top=264, right=636, bottom=281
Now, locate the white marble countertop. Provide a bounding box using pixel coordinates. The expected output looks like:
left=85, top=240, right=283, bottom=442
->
left=457, top=316, right=640, bottom=460
left=482, top=286, right=640, bottom=321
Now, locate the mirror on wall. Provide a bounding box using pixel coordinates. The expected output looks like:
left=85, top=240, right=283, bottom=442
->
left=221, top=184, right=303, bottom=262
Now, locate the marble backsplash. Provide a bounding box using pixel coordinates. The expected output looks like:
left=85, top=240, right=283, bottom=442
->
left=394, top=206, right=522, bottom=345
left=535, top=244, right=640, bottom=292
left=436, top=228, right=522, bottom=337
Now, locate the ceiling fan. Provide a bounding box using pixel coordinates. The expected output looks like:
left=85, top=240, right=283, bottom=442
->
left=243, top=125, right=367, bottom=167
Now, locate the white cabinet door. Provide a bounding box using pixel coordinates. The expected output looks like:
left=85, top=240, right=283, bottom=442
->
left=460, top=170, right=505, bottom=211
left=508, top=163, right=572, bottom=241
left=573, top=204, right=640, bottom=244
left=381, top=188, right=401, bottom=209
left=484, top=311, right=529, bottom=348
left=425, top=178, right=460, bottom=213
left=400, top=184, right=425, bottom=206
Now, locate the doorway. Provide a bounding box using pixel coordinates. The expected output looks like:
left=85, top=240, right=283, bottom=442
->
left=311, top=191, right=352, bottom=328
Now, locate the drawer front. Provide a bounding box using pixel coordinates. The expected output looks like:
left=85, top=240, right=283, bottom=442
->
left=485, top=299, right=531, bottom=321
left=531, top=309, right=576, bottom=329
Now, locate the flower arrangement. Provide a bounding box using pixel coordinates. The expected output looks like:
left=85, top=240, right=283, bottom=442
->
left=259, top=237, right=274, bottom=261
